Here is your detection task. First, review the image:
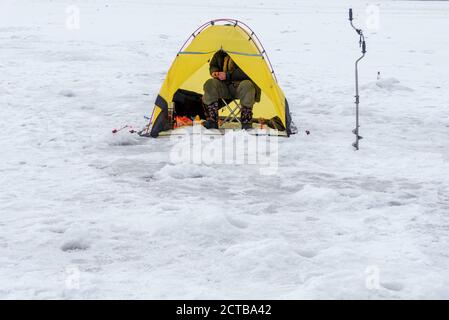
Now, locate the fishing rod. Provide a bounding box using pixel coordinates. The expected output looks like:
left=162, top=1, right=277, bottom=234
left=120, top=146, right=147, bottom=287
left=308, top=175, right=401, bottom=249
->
left=349, top=8, right=366, bottom=150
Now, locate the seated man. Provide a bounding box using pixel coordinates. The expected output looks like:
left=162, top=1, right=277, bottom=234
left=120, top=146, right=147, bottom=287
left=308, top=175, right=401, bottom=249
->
left=202, top=50, right=260, bottom=130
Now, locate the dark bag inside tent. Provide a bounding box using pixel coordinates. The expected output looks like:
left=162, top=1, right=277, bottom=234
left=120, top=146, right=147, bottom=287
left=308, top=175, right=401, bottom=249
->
left=172, top=89, right=206, bottom=119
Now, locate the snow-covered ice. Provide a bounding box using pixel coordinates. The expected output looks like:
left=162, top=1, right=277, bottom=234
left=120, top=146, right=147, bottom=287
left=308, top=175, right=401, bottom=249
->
left=1, top=0, right=449, bottom=299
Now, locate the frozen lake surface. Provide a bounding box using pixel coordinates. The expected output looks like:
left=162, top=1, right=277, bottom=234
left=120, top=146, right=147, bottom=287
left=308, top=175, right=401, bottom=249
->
left=0, top=0, right=448, bottom=299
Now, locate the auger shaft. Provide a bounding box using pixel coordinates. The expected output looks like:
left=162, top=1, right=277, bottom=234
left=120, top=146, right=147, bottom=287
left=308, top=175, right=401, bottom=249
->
left=349, top=8, right=366, bottom=150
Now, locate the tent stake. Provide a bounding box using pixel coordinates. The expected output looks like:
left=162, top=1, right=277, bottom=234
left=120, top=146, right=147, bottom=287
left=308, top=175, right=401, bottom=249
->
left=349, top=8, right=366, bottom=151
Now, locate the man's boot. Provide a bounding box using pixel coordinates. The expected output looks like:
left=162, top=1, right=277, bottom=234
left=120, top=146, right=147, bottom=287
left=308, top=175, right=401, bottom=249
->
left=241, top=105, right=253, bottom=130
left=241, top=123, right=252, bottom=130
left=203, top=101, right=219, bottom=129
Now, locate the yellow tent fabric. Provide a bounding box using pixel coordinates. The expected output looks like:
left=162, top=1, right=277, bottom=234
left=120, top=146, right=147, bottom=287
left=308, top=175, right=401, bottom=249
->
left=144, top=21, right=291, bottom=137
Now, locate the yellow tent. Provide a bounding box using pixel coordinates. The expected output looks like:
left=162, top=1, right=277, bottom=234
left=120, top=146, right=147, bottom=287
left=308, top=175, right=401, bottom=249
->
left=140, top=19, right=293, bottom=137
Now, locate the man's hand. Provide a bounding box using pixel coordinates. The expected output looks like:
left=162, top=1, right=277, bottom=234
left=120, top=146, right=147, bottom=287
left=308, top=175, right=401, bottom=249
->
left=212, top=72, right=227, bottom=81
